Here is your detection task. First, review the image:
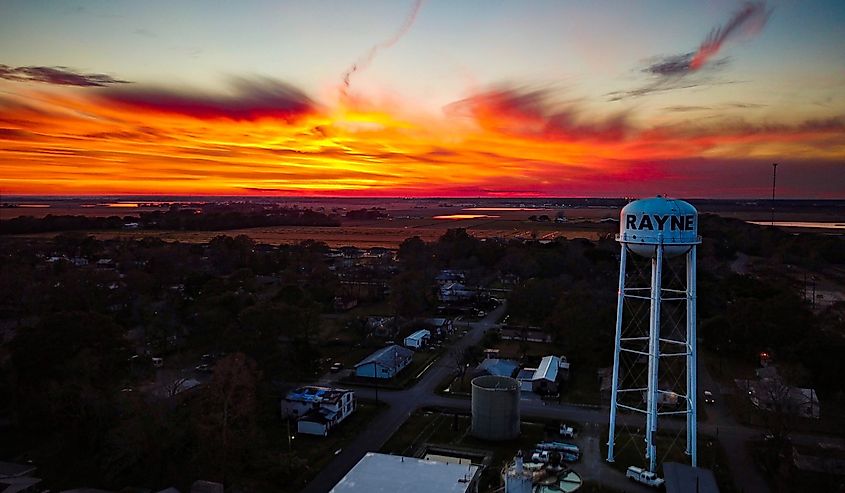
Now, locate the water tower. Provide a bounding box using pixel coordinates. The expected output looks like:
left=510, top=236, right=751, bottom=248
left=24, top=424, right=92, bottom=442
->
left=606, top=196, right=701, bottom=472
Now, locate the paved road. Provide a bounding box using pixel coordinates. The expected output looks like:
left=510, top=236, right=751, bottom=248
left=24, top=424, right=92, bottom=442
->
left=300, top=304, right=505, bottom=493
left=302, top=303, right=839, bottom=493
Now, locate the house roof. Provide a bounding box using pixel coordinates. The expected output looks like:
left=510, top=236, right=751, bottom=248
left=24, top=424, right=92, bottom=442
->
left=406, top=330, right=431, bottom=342
left=533, top=356, right=559, bottom=382
left=355, top=345, right=414, bottom=369
left=477, top=358, right=519, bottom=378
left=517, top=369, right=536, bottom=381
left=330, top=452, right=478, bottom=493
left=286, top=386, right=351, bottom=404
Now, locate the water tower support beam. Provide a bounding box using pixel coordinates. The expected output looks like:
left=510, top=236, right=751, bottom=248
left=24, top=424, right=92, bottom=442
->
left=606, top=244, right=628, bottom=462
left=646, top=239, right=664, bottom=473
left=686, top=246, right=698, bottom=465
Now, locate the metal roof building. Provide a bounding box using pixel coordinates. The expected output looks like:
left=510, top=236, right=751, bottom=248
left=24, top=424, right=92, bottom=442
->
left=330, top=453, right=479, bottom=493
left=404, top=329, right=431, bottom=349
left=354, top=345, right=414, bottom=379
left=534, top=356, right=559, bottom=383
left=663, top=462, right=719, bottom=493
left=476, top=358, right=519, bottom=378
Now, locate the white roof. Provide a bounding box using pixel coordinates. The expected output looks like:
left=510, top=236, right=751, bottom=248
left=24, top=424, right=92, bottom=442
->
left=330, top=453, right=478, bottom=493
left=533, top=356, right=559, bottom=382
left=406, top=329, right=431, bottom=341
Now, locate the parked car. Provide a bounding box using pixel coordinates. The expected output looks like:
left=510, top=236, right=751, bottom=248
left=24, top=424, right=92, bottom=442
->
left=330, top=362, right=344, bottom=373
left=531, top=450, right=551, bottom=463
left=559, top=423, right=576, bottom=438
left=626, top=466, right=664, bottom=488
left=704, top=390, right=715, bottom=404
left=195, top=363, right=214, bottom=373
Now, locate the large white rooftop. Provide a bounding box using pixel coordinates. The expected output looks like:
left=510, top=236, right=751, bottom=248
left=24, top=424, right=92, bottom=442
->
left=330, top=453, right=479, bottom=493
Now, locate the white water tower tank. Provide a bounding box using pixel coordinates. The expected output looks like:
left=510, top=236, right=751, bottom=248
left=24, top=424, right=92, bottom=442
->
left=618, top=196, right=698, bottom=258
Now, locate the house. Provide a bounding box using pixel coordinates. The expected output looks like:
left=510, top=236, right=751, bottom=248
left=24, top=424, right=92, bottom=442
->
left=281, top=386, right=356, bottom=436
left=423, top=318, right=454, bottom=336
left=96, top=258, right=114, bottom=268
left=476, top=358, right=519, bottom=378
left=736, top=367, right=821, bottom=419
left=404, top=329, right=431, bottom=349
left=517, top=356, right=564, bottom=394
left=516, top=368, right=536, bottom=392
left=531, top=356, right=561, bottom=394
left=558, top=355, right=571, bottom=381
left=499, top=326, right=553, bottom=343
left=330, top=452, right=480, bottom=493
left=355, top=345, right=414, bottom=379
left=438, top=282, right=475, bottom=303
left=435, top=269, right=465, bottom=286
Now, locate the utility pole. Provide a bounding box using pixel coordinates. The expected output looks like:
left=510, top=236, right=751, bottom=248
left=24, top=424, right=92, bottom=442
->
left=771, top=163, right=779, bottom=226
left=372, top=360, right=379, bottom=404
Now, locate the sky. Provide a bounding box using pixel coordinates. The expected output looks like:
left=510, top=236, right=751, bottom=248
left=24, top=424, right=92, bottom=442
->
left=0, top=0, right=843, bottom=198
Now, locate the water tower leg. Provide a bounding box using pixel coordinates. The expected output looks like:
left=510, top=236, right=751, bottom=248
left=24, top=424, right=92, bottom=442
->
left=646, top=243, right=663, bottom=473
left=607, top=245, right=628, bottom=462
left=686, top=246, right=698, bottom=465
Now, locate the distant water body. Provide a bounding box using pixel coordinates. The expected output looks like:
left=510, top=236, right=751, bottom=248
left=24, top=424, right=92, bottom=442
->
left=747, top=221, right=845, bottom=230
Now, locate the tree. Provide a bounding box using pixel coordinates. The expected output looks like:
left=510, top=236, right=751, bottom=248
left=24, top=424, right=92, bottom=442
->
left=389, top=270, right=432, bottom=317
left=195, top=353, right=260, bottom=483
left=8, top=311, right=129, bottom=484
left=398, top=236, right=430, bottom=270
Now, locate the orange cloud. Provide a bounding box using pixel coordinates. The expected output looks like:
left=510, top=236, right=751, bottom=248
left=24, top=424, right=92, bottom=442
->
left=0, top=82, right=843, bottom=197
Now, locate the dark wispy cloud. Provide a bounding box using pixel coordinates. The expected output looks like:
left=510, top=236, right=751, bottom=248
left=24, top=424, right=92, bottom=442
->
left=611, top=2, right=771, bottom=100
left=0, top=64, right=130, bottom=87
left=447, top=86, right=632, bottom=141
left=645, top=2, right=770, bottom=77
left=98, top=76, right=315, bottom=121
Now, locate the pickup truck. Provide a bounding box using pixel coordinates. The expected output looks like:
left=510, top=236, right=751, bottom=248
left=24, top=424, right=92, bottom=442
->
left=626, top=466, right=664, bottom=488
left=559, top=423, right=575, bottom=438
left=531, top=449, right=579, bottom=464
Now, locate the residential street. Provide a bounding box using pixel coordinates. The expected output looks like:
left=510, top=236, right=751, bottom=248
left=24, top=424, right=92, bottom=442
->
left=302, top=302, right=839, bottom=493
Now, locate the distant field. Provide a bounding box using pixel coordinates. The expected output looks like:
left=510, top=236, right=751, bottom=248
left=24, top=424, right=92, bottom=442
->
left=4, top=197, right=842, bottom=247
left=10, top=220, right=616, bottom=248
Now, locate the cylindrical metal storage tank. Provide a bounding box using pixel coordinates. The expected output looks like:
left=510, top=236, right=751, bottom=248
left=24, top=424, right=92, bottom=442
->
left=471, top=375, right=520, bottom=440
left=618, top=195, right=700, bottom=258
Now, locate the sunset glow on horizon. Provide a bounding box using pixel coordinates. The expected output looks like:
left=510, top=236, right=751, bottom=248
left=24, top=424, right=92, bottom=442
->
left=1, top=1, right=844, bottom=198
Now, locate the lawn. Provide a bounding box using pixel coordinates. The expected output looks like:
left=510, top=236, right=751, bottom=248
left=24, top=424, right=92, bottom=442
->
left=268, top=400, right=386, bottom=492
left=599, top=428, right=736, bottom=493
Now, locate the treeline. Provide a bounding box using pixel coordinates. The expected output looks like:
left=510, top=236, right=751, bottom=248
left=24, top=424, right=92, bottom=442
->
left=699, top=213, right=845, bottom=267
left=0, top=206, right=340, bottom=234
